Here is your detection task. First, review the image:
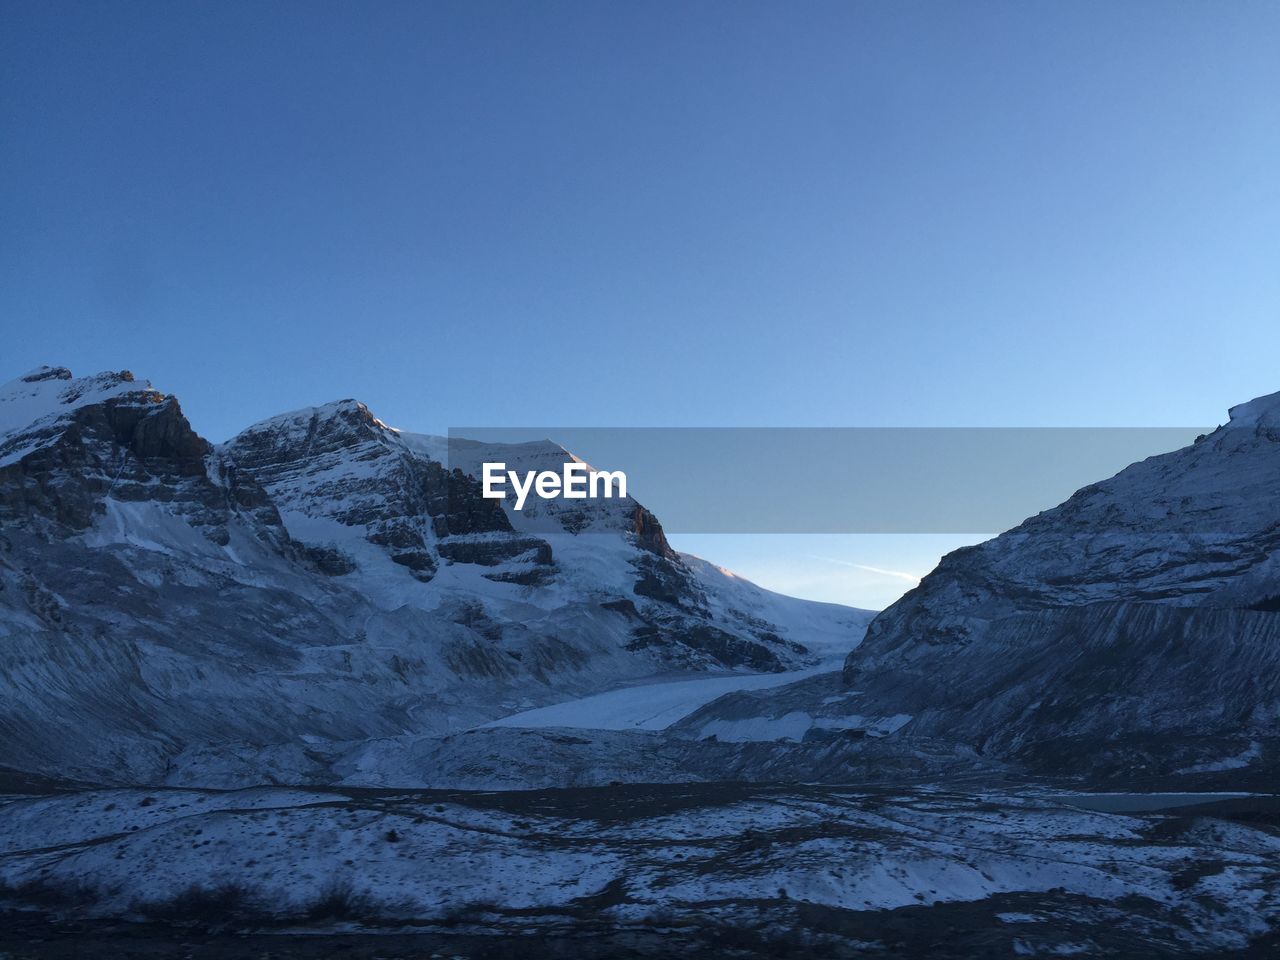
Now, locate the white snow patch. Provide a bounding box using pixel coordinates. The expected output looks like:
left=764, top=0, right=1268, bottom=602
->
left=482, top=669, right=830, bottom=731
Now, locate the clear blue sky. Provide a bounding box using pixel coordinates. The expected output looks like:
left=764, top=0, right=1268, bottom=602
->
left=3, top=1, right=1278, bottom=607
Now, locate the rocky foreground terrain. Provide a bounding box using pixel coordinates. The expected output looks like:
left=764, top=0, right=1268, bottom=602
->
left=1, top=778, right=1279, bottom=958
left=3, top=366, right=1280, bottom=956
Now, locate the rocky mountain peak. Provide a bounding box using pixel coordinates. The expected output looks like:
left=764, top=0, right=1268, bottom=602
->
left=18, top=365, right=74, bottom=383
left=1226, top=388, right=1280, bottom=434
left=1, top=366, right=156, bottom=446
left=227, top=398, right=398, bottom=465
left=0, top=365, right=290, bottom=553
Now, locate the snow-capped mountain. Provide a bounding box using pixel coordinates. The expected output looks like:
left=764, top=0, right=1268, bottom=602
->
left=0, top=366, right=870, bottom=784
left=687, top=389, right=1280, bottom=784
left=5, top=367, right=1279, bottom=957
left=220, top=398, right=864, bottom=673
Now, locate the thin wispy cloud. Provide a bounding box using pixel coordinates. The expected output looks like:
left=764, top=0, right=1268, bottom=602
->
left=806, top=555, right=923, bottom=584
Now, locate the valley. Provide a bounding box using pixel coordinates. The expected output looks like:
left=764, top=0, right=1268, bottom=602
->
left=3, top=365, right=1280, bottom=956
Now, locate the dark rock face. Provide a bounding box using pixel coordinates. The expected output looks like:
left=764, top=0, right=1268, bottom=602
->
left=222, top=400, right=539, bottom=586
left=99, top=392, right=210, bottom=469
left=435, top=536, right=552, bottom=567
left=630, top=503, right=677, bottom=559
left=19, top=366, right=73, bottom=383
left=298, top=542, right=358, bottom=576
left=0, top=369, right=283, bottom=540
left=436, top=466, right=516, bottom=536
left=632, top=552, right=705, bottom=609
left=628, top=622, right=785, bottom=673
left=833, top=389, right=1280, bottom=780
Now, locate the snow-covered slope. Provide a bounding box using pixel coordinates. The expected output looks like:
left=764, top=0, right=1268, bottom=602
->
left=0, top=366, right=872, bottom=784
left=692, top=389, right=1280, bottom=783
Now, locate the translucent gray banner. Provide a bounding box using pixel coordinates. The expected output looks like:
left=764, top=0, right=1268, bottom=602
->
left=446, top=427, right=1212, bottom=534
